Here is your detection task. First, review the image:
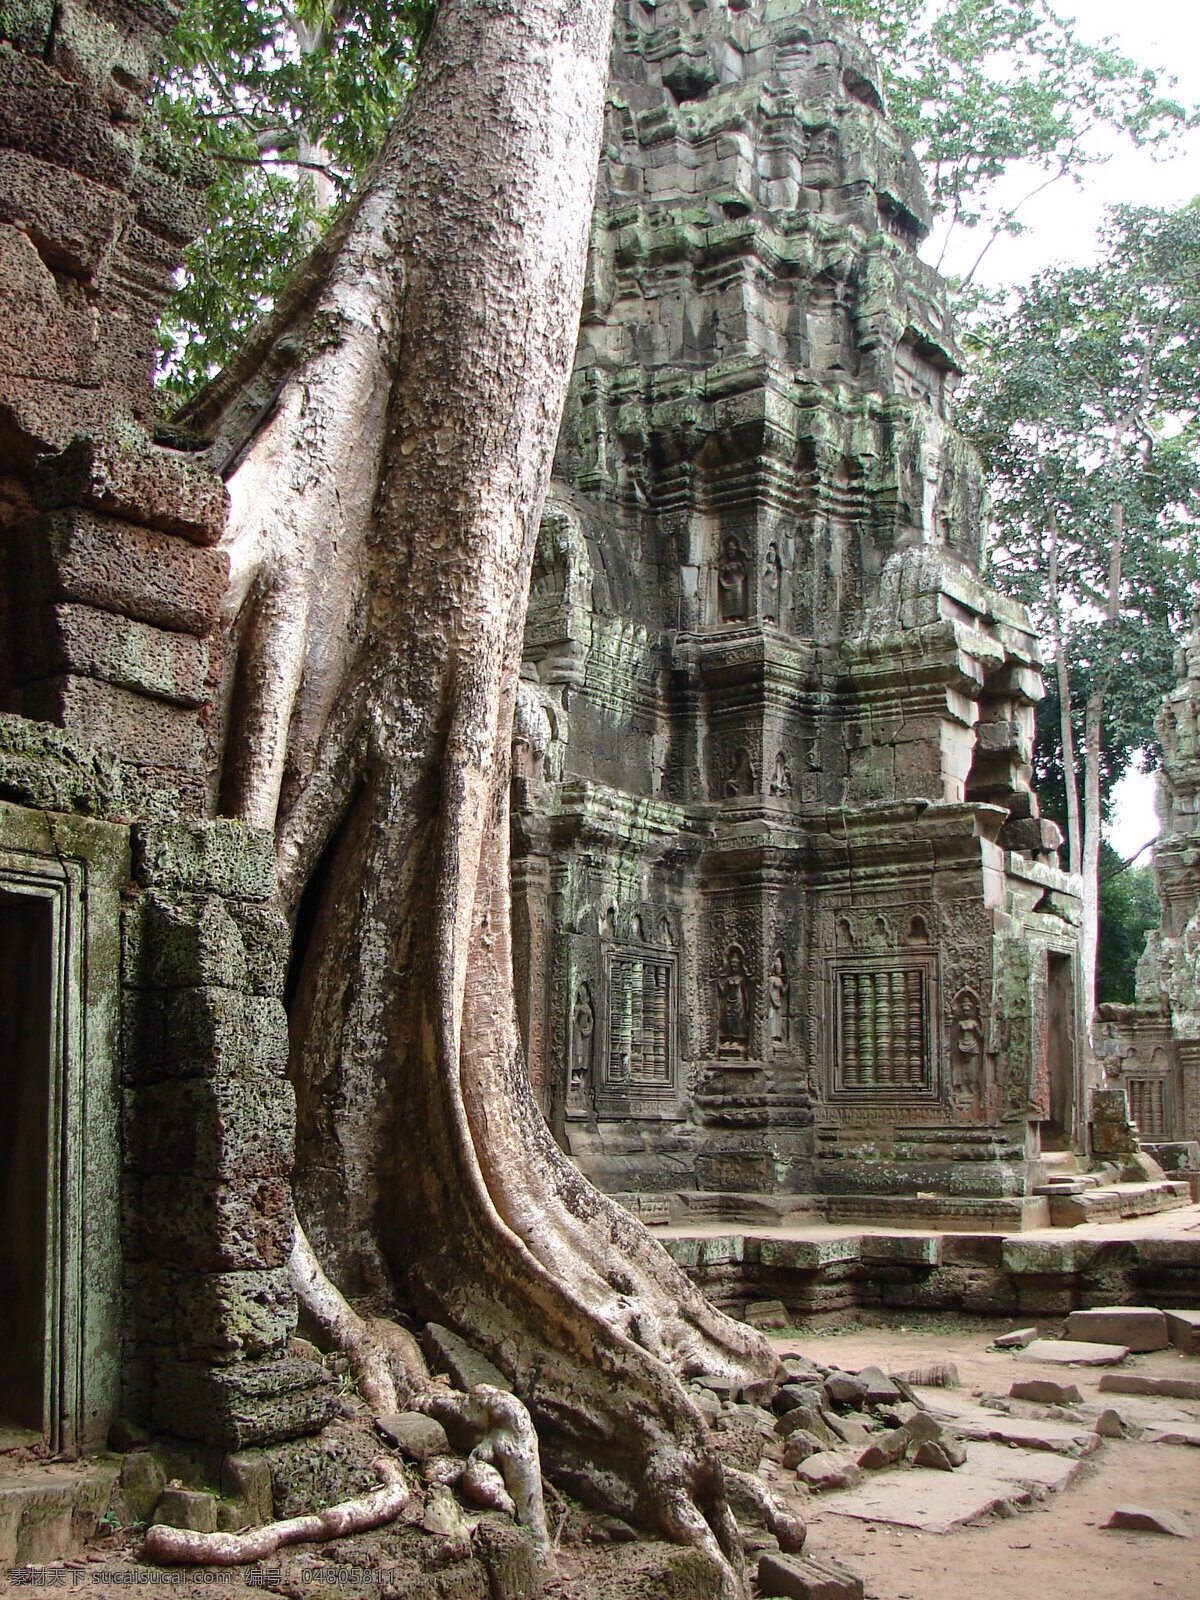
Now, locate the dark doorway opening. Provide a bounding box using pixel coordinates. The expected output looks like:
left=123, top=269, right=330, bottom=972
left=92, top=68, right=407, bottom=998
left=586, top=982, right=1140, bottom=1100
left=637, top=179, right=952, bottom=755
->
left=0, top=893, right=54, bottom=1434
left=1045, top=952, right=1076, bottom=1142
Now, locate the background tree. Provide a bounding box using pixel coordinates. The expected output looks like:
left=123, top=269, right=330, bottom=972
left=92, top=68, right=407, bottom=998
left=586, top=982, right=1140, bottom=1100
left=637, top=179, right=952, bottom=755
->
left=811, top=0, right=1189, bottom=281
left=1097, top=846, right=1161, bottom=1006
left=964, top=202, right=1200, bottom=1037
left=154, top=0, right=434, bottom=399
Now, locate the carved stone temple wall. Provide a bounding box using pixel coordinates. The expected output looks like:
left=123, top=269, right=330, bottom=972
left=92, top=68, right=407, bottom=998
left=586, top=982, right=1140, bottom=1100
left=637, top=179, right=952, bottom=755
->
left=0, top=3, right=331, bottom=1454
left=512, top=0, right=1089, bottom=1215
left=1095, top=620, right=1200, bottom=1183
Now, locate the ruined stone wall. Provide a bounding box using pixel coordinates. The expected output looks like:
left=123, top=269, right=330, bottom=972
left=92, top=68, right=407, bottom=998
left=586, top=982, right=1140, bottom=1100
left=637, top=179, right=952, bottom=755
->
left=0, top=1, right=229, bottom=812
left=0, top=4, right=327, bottom=1454
left=1095, top=618, right=1200, bottom=1161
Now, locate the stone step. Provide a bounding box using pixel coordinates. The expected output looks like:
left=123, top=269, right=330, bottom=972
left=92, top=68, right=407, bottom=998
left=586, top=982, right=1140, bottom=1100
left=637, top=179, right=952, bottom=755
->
left=1165, top=1309, right=1200, bottom=1354
left=1047, top=1180, right=1191, bottom=1228
left=0, top=1464, right=119, bottom=1568
left=1064, top=1306, right=1169, bottom=1352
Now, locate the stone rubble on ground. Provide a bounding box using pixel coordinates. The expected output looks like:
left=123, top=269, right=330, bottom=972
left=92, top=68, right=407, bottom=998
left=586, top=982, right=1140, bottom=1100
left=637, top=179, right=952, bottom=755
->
left=1104, top=1505, right=1192, bottom=1538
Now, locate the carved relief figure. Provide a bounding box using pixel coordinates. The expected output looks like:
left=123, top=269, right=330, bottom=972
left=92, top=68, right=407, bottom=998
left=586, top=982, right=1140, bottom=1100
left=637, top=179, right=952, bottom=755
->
left=805, top=125, right=840, bottom=189
left=717, top=535, right=749, bottom=621
left=717, top=944, right=752, bottom=1057
left=569, top=984, right=595, bottom=1107
left=950, top=986, right=983, bottom=1105
left=769, top=751, right=792, bottom=797
left=768, top=951, right=790, bottom=1052
left=762, top=541, right=783, bottom=623
left=725, top=747, right=756, bottom=797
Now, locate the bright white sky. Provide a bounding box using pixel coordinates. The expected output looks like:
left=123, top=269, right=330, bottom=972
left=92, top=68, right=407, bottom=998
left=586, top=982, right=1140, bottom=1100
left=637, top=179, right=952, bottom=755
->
left=928, top=1, right=1200, bottom=860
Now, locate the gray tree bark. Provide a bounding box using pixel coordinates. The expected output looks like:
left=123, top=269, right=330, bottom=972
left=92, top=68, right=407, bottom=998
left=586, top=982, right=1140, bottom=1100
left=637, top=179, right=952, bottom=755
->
left=182, top=1, right=777, bottom=1589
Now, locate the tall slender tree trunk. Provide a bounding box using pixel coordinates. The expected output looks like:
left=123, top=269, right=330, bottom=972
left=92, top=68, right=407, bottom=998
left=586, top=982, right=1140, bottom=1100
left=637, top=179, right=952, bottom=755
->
left=1080, top=505, right=1125, bottom=1045
left=1048, top=509, right=1082, bottom=878
left=183, top=2, right=775, bottom=1588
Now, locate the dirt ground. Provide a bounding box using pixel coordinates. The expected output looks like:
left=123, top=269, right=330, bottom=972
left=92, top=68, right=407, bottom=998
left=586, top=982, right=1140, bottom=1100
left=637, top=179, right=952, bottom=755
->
left=787, top=1321, right=1200, bottom=1600
left=9, top=1317, right=1200, bottom=1600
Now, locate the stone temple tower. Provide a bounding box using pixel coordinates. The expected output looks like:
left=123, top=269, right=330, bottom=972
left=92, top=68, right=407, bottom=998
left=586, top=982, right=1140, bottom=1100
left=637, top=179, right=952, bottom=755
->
left=512, top=0, right=1088, bottom=1222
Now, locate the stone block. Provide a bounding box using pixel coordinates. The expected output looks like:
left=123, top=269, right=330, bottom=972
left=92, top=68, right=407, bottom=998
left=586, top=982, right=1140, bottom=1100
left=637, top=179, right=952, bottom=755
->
left=746, top=1298, right=790, bottom=1330
left=1008, top=1379, right=1083, bottom=1406
left=219, top=1450, right=274, bottom=1526
left=34, top=434, right=228, bottom=545
left=0, top=224, right=98, bottom=385
left=152, top=1356, right=334, bottom=1450
left=135, top=1174, right=295, bottom=1272
left=0, top=149, right=128, bottom=277
left=859, top=1233, right=942, bottom=1267
left=374, top=1412, right=451, bottom=1463
left=423, top=1323, right=510, bottom=1392
left=912, top=1437, right=966, bottom=1471
left=796, top=1452, right=861, bottom=1492
left=0, top=0, right=57, bottom=54
left=1097, top=1374, right=1200, bottom=1401
left=15, top=603, right=211, bottom=707
left=1164, top=1309, right=1200, bottom=1354
left=991, top=1327, right=1037, bottom=1350
left=857, top=1427, right=909, bottom=1470
left=124, top=986, right=289, bottom=1080
left=9, top=673, right=205, bottom=772
left=122, top=892, right=248, bottom=993
left=1063, top=1307, right=1168, bottom=1352
left=227, top=902, right=291, bottom=997
left=117, top=1451, right=164, bottom=1523
left=758, top=1552, right=864, bottom=1600
left=133, top=820, right=277, bottom=901
left=19, top=507, right=228, bottom=634
left=1016, top=1338, right=1129, bottom=1367
left=0, top=47, right=137, bottom=188
left=1103, top=1505, right=1191, bottom=1538
left=153, top=1487, right=217, bottom=1534
left=126, top=1078, right=295, bottom=1179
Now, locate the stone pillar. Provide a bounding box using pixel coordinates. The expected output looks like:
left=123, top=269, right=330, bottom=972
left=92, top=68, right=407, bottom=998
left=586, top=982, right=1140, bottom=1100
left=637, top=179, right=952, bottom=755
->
left=121, top=821, right=332, bottom=1448
left=1176, top=1040, right=1200, bottom=1143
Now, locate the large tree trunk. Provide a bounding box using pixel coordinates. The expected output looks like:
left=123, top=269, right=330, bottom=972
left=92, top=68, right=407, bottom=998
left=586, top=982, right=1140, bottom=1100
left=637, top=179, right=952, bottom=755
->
left=184, top=0, right=776, bottom=1587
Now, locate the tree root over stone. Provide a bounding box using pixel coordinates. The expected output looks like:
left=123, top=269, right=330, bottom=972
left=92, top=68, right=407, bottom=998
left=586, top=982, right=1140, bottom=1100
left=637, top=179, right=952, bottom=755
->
left=142, top=1459, right=408, bottom=1566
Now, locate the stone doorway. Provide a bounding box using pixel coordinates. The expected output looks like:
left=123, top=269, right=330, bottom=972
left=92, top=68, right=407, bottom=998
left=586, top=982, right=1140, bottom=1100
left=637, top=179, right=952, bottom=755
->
left=0, top=891, right=56, bottom=1437
left=1046, top=951, right=1077, bottom=1142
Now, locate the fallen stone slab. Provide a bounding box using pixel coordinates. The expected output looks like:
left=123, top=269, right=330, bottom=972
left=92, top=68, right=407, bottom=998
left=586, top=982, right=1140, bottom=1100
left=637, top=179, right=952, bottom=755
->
left=825, top=1373, right=868, bottom=1409
left=1016, top=1338, right=1129, bottom=1367
left=375, top=1412, right=451, bottom=1463
left=912, top=1437, right=967, bottom=1471
left=1098, top=1373, right=1200, bottom=1401
left=796, top=1453, right=862, bottom=1492
left=1064, top=1307, right=1169, bottom=1352
left=1009, top=1379, right=1084, bottom=1406
left=823, top=1440, right=1079, bottom=1534
left=1104, top=1505, right=1192, bottom=1538
left=1164, top=1309, right=1200, bottom=1354
left=858, top=1428, right=909, bottom=1471
left=856, top=1366, right=902, bottom=1407
left=1094, top=1409, right=1126, bottom=1439
left=758, top=1551, right=864, bottom=1599
left=1141, top=1421, right=1200, bottom=1448
left=992, top=1327, right=1038, bottom=1350
left=914, top=1393, right=1098, bottom=1458
left=747, top=1299, right=790, bottom=1331
left=423, top=1323, right=509, bottom=1392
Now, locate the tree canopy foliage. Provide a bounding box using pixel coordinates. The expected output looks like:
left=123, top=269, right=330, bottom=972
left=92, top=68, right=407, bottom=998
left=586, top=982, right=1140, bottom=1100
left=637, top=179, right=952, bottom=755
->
left=154, top=0, right=434, bottom=400
left=154, top=0, right=1193, bottom=400
left=825, top=0, right=1192, bottom=282
left=1097, top=846, right=1160, bottom=1006
left=966, top=202, right=1200, bottom=803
